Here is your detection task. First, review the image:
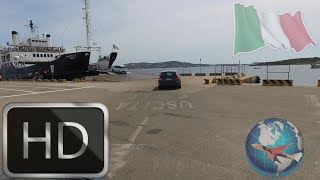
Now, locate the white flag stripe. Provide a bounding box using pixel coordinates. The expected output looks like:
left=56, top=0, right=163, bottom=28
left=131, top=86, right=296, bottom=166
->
left=257, top=10, right=291, bottom=50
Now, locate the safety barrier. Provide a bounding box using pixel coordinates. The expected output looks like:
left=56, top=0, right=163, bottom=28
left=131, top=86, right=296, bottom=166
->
left=58, top=79, right=67, bottom=83
left=217, top=78, right=242, bottom=85
left=195, top=73, right=206, bottom=76
left=225, top=73, right=238, bottom=76
left=180, top=73, right=192, bottom=76
left=212, top=78, right=217, bottom=83
left=73, top=78, right=86, bottom=82
left=262, top=80, right=293, bottom=86
left=209, top=73, right=222, bottom=76
left=204, top=78, right=210, bottom=84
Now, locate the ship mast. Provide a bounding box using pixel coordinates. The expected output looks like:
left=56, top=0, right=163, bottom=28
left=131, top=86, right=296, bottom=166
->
left=25, top=20, right=38, bottom=36
left=76, top=0, right=101, bottom=52
left=84, top=0, right=90, bottom=47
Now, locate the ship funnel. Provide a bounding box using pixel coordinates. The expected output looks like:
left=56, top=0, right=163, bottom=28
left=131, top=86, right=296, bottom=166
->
left=46, top=34, right=52, bottom=47
left=11, top=31, right=19, bottom=46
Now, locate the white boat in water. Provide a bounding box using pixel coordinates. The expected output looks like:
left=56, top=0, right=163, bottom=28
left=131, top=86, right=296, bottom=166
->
left=311, top=62, right=320, bottom=69
left=254, top=66, right=261, bottom=69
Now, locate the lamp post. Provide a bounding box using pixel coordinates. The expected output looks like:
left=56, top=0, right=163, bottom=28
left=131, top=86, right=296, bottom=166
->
left=200, top=58, right=202, bottom=73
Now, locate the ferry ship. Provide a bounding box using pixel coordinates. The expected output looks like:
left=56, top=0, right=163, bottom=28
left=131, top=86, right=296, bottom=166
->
left=1, top=0, right=119, bottom=80
left=0, top=21, right=91, bottom=80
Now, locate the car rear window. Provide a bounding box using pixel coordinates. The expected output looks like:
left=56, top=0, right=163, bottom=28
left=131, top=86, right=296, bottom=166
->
left=161, top=72, right=176, bottom=77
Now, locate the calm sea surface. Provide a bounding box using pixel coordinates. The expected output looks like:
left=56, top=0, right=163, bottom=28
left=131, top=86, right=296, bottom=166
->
left=129, top=65, right=320, bottom=85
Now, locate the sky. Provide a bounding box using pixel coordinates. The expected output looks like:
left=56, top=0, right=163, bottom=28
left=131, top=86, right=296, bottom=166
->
left=0, top=0, right=319, bottom=64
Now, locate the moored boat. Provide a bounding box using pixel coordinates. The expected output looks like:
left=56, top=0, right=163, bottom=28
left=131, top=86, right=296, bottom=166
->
left=311, top=62, right=320, bottom=69
left=0, top=21, right=91, bottom=80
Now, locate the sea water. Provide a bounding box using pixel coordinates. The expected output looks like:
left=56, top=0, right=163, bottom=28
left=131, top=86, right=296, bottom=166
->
left=129, top=65, right=320, bottom=86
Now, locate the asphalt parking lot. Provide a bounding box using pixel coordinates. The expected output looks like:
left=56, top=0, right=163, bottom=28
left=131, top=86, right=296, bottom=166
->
left=0, top=80, right=320, bottom=179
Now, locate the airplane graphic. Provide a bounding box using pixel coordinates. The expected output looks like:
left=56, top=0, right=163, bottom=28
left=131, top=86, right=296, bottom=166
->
left=252, top=143, right=303, bottom=164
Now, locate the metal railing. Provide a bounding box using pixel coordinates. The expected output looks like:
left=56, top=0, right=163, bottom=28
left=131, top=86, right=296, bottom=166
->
left=212, top=65, right=246, bottom=78
left=266, top=65, right=291, bottom=80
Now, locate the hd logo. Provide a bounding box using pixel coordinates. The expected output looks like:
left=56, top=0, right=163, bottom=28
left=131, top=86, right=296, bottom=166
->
left=3, top=103, right=109, bottom=179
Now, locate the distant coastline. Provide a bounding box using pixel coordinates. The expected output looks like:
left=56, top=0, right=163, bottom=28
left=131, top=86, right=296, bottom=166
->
left=125, top=61, right=212, bottom=69
left=123, top=57, right=320, bottom=69
left=254, top=57, right=320, bottom=66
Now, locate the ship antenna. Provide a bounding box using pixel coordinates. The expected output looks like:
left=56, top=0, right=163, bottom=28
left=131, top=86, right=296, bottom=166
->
left=75, top=0, right=101, bottom=53
left=25, top=20, right=38, bottom=35
left=83, top=0, right=91, bottom=48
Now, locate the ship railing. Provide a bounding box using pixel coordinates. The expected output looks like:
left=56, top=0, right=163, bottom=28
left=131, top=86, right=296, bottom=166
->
left=1, top=46, right=65, bottom=53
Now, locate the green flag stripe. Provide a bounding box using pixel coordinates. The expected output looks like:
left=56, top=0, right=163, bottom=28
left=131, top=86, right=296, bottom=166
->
left=234, top=3, right=265, bottom=55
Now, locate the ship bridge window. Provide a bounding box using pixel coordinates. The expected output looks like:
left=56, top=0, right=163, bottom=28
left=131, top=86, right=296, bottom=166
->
left=37, top=54, right=39, bottom=57
left=44, top=54, right=46, bottom=57
left=51, top=54, right=53, bottom=57
left=40, top=54, right=43, bottom=57
left=33, top=54, right=36, bottom=57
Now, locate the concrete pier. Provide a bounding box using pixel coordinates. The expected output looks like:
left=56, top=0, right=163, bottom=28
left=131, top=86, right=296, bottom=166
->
left=0, top=76, right=319, bottom=179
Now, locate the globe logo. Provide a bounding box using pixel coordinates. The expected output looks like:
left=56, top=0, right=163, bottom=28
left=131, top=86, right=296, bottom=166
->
left=245, top=118, right=304, bottom=177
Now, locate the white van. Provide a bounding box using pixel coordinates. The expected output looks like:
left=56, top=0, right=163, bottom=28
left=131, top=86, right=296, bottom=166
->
left=112, top=65, right=127, bottom=74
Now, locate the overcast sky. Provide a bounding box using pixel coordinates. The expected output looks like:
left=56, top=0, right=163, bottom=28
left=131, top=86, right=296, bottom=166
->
left=0, top=0, right=319, bottom=64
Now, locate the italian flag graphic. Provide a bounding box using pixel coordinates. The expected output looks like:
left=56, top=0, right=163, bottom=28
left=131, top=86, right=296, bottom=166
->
left=234, top=3, right=316, bottom=55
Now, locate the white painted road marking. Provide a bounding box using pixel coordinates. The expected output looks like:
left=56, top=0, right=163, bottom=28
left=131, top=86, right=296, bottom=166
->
left=0, top=84, right=64, bottom=90
left=306, top=95, right=320, bottom=116
left=107, top=144, right=133, bottom=178
left=0, top=87, right=35, bottom=93
left=178, top=92, right=188, bottom=99
left=306, top=95, right=320, bottom=127
left=116, top=102, right=132, bottom=111
left=128, top=117, right=150, bottom=144
left=0, top=86, right=94, bottom=99
left=116, top=101, right=193, bottom=111
left=108, top=117, right=150, bottom=178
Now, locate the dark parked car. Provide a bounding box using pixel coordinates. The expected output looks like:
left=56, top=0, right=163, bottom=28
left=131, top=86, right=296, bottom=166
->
left=158, top=70, right=181, bottom=89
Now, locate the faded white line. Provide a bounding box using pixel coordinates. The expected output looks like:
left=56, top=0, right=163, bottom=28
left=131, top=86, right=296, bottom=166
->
left=107, top=144, right=133, bottom=178
left=0, top=87, right=34, bottom=93
left=1, top=82, right=81, bottom=87
left=307, top=95, right=320, bottom=107
left=0, top=86, right=94, bottom=99
left=0, top=84, right=64, bottom=90
left=306, top=95, right=320, bottom=126
left=128, top=117, right=150, bottom=144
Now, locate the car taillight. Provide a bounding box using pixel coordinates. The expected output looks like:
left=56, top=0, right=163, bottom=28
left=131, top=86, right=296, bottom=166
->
left=159, top=75, right=164, bottom=80
left=175, top=74, right=180, bottom=80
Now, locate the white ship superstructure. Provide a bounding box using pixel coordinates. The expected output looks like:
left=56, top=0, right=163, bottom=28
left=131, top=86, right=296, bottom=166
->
left=0, top=20, right=91, bottom=80
left=0, top=21, right=65, bottom=69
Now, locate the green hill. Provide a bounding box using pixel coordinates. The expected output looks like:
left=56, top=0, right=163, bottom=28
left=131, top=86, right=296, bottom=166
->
left=125, top=61, right=211, bottom=69
left=256, top=57, right=320, bottom=65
